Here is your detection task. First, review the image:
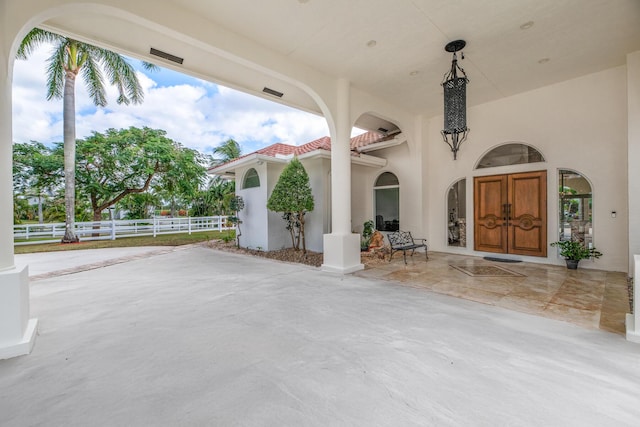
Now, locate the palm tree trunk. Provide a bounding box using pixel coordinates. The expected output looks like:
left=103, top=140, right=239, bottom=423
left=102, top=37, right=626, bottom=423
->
left=62, top=71, right=79, bottom=243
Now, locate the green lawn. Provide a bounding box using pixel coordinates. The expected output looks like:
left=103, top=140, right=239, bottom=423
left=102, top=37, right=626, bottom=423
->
left=14, top=230, right=233, bottom=254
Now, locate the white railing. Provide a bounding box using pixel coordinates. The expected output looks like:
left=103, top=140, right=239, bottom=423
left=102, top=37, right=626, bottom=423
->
left=13, top=216, right=232, bottom=245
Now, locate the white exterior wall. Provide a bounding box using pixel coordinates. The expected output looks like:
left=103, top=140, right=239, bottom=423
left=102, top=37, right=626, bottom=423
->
left=425, top=66, right=629, bottom=272
left=261, top=158, right=328, bottom=253
left=351, top=164, right=373, bottom=234
left=300, top=158, right=329, bottom=253
left=627, top=51, right=640, bottom=276
left=266, top=163, right=290, bottom=251
left=350, top=141, right=425, bottom=238
left=236, top=165, right=268, bottom=251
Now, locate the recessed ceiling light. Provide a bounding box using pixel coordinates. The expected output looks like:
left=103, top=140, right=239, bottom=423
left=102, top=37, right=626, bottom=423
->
left=538, top=58, right=550, bottom=64
left=298, top=0, right=310, bottom=3
left=520, top=21, right=534, bottom=30
left=366, top=40, right=377, bottom=48
left=409, top=70, right=419, bottom=76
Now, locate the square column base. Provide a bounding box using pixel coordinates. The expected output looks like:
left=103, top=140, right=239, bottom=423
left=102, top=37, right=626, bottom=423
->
left=626, top=314, right=640, bottom=344
left=321, top=233, right=363, bottom=274
left=0, top=265, right=38, bottom=359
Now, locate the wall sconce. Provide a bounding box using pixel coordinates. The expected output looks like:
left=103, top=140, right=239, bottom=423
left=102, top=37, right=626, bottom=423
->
left=441, top=40, right=469, bottom=160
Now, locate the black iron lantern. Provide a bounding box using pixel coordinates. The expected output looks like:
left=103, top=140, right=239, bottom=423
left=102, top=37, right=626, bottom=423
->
left=441, top=40, right=469, bottom=160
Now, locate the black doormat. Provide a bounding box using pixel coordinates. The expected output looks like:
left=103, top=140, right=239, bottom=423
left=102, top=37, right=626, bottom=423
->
left=483, top=256, right=522, bottom=263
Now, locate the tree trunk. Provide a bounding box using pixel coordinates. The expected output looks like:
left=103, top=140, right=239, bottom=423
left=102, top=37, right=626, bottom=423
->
left=299, top=212, right=306, bottom=255
left=37, top=195, right=43, bottom=224
left=92, top=210, right=102, bottom=237
left=61, top=71, right=79, bottom=243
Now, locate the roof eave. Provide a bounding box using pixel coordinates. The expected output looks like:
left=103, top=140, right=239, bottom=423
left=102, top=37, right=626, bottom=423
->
left=356, top=133, right=406, bottom=153
left=208, top=154, right=286, bottom=175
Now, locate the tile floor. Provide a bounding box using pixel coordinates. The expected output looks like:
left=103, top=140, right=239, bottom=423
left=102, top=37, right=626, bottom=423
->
left=355, top=251, right=631, bottom=334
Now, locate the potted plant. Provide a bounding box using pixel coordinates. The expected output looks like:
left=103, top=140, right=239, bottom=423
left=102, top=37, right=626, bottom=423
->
left=550, top=240, right=602, bottom=269
left=361, top=220, right=375, bottom=251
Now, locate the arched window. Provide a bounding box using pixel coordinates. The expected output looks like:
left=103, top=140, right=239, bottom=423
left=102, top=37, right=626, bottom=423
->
left=447, top=178, right=466, bottom=247
left=559, top=169, right=593, bottom=247
left=243, top=168, right=260, bottom=189
left=374, top=172, right=399, bottom=231
left=476, top=143, right=544, bottom=169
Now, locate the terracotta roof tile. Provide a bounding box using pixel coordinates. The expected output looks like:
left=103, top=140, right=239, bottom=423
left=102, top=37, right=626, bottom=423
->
left=210, top=131, right=386, bottom=171
left=350, top=131, right=385, bottom=149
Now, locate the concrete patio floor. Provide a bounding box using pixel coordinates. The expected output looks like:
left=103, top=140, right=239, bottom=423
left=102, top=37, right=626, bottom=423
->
left=2, top=245, right=640, bottom=426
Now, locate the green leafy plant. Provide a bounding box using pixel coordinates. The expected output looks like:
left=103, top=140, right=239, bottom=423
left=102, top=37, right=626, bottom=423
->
left=221, top=230, right=236, bottom=243
left=361, top=220, right=375, bottom=250
left=267, top=158, right=314, bottom=254
left=550, top=240, right=602, bottom=261
left=228, top=196, right=245, bottom=247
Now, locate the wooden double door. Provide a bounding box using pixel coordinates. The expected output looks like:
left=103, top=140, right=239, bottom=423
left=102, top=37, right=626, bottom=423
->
left=474, top=171, right=547, bottom=257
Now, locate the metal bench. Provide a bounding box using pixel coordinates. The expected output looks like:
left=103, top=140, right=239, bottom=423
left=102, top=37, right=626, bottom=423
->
left=387, top=230, right=428, bottom=264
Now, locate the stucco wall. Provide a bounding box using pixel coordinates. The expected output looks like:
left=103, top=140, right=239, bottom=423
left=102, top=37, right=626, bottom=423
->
left=425, top=66, right=629, bottom=272
left=259, top=158, right=327, bottom=253
left=236, top=164, right=268, bottom=250
left=350, top=140, right=425, bottom=240
left=265, top=163, right=289, bottom=251
left=301, top=158, right=329, bottom=252
left=627, top=51, right=640, bottom=276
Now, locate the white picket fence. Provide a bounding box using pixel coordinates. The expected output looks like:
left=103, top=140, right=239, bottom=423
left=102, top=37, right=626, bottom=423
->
left=14, top=216, right=232, bottom=245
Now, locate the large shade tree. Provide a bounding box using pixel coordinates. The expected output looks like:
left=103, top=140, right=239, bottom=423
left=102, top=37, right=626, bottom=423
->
left=12, top=141, right=63, bottom=223
left=68, top=127, right=206, bottom=223
left=17, top=28, right=157, bottom=242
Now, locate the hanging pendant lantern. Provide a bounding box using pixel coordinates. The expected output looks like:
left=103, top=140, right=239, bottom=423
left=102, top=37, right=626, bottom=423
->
left=441, top=40, right=469, bottom=160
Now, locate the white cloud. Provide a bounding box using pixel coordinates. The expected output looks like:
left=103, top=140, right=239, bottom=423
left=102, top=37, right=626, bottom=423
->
left=11, top=43, right=333, bottom=156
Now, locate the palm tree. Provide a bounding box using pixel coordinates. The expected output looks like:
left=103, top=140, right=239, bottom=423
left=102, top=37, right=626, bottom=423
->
left=17, top=28, right=157, bottom=242
left=211, top=138, right=242, bottom=166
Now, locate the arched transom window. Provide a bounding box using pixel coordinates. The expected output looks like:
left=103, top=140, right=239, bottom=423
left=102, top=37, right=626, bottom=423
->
left=243, top=168, right=260, bottom=189
left=476, top=143, right=544, bottom=169
left=374, top=172, right=399, bottom=231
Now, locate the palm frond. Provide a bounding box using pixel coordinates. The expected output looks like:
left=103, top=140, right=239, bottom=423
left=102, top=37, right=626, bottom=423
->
left=99, top=48, right=144, bottom=105
left=44, top=41, right=67, bottom=100
left=80, top=53, right=107, bottom=107
left=16, top=28, right=63, bottom=60
left=141, top=61, right=160, bottom=72
left=212, top=139, right=242, bottom=165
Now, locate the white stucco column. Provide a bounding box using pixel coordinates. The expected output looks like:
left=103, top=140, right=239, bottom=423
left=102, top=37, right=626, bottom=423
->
left=0, top=22, right=38, bottom=359
left=322, top=78, right=363, bottom=273
left=626, top=50, right=640, bottom=343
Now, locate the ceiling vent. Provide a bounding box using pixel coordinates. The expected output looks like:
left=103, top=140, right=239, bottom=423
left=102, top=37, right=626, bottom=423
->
left=262, top=87, right=284, bottom=98
left=149, top=47, right=184, bottom=64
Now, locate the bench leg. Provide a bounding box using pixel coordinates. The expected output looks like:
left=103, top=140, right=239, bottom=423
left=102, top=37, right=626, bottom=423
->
left=403, top=250, right=407, bottom=264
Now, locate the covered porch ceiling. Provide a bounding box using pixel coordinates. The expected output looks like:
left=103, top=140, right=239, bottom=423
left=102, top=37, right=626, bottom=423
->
left=39, top=0, right=640, bottom=132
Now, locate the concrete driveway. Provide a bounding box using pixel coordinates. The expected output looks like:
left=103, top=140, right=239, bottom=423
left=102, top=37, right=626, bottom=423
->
left=2, top=246, right=639, bottom=426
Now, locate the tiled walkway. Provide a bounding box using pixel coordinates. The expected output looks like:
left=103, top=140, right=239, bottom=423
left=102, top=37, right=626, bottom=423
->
left=355, top=251, right=631, bottom=334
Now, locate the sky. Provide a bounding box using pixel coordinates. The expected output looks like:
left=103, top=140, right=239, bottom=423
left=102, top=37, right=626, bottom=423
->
left=11, top=43, right=337, bottom=157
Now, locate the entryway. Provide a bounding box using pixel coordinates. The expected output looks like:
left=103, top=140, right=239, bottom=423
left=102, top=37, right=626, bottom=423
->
left=474, top=171, right=547, bottom=257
